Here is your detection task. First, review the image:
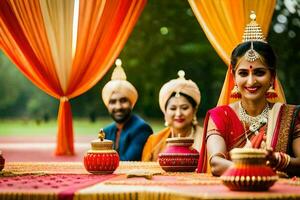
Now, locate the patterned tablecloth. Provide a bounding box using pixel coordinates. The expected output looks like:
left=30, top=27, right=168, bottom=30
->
left=1, top=162, right=300, bottom=200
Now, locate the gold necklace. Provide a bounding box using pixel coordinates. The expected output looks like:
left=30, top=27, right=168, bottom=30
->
left=239, top=102, right=268, bottom=148
left=239, top=101, right=269, bottom=128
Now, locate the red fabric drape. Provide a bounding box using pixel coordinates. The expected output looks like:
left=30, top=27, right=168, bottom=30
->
left=0, top=0, right=147, bottom=155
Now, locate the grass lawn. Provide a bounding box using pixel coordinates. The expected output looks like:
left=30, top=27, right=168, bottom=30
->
left=0, top=118, right=165, bottom=136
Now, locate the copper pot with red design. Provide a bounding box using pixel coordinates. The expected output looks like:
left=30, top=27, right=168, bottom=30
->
left=84, top=129, right=119, bottom=174
left=158, top=137, right=199, bottom=172
left=221, top=148, right=278, bottom=191
left=0, top=151, right=5, bottom=171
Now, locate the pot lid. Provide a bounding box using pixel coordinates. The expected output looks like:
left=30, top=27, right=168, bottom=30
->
left=230, top=148, right=266, bottom=159
left=166, top=137, right=194, bottom=147
left=90, top=129, right=113, bottom=150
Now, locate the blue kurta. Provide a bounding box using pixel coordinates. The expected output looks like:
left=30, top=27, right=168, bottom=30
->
left=103, top=114, right=153, bottom=161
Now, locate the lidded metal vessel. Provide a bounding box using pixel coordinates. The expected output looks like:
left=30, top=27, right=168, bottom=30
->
left=84, top=129, right=119, bottom=174
left=221, top=148, right=278, bottom=191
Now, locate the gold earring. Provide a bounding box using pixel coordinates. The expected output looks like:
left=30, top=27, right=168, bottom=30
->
left=266, top=84, right=278, bottom=102
left=164, top=121, right=169, bottom=127
left=192, top=115, right=198, bottom=125
left=230, top=85, right=241, bottom=99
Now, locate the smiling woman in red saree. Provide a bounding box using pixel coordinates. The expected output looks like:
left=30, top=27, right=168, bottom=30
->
left=197, top=13, right=300, bottom=177
left=200, top=103, right=300, bottom=175
left=206, top=103, right=300, bottom=152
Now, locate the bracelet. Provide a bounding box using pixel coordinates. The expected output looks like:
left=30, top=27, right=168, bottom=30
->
left=274, top=152, right=291, bottom=171
left=208, top=152, right=227, bottom=164
left=281, top=152, right=291, bottom=169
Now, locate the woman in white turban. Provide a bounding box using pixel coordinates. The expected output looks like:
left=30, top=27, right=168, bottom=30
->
left=142, top=70, right=203, bottom=161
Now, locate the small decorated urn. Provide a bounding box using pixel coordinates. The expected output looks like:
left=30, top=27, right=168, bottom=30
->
left=0, top=151, right=5, bottom=171
left=84, top=129, right=119, bottom=174
left=158, top=137, right=199, bottom=172
left=221, top=148, right=278, bottom=191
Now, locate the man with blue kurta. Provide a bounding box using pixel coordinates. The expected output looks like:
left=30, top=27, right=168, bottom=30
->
left=101, top=59, right=153, bottom=161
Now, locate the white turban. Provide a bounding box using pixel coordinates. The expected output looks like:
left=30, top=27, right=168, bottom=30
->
left=159, top=70, right=201, bottom=113
left=102, top=60, right=138, bottom=107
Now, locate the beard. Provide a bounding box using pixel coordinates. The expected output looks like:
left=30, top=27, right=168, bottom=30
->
left=110, top=108, right=132, bottom=124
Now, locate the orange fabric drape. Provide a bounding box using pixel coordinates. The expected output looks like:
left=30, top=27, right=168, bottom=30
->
left=0, top=0, right=147, bottom=155
left=67, top=0, right=146, bottom=97
left=188, top=0, right=286, bottom=105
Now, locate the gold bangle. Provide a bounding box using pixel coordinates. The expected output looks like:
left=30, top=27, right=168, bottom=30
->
left=208, top=152, right=227, bottom=164
left=282, top=153, right=291, bottom=169
left=275, top=152, right=291, bottom=171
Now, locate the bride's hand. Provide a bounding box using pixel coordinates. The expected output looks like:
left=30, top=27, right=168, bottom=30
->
left=265, top=148, right=277, bottom=169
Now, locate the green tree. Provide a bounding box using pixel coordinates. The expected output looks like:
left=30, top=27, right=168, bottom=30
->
left=0, top=51, right=31, bottom=117
left=269, top=0, right=300, bottom=104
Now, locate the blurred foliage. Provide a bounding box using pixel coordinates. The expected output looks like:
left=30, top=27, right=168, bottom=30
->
left=0, top=0, right=299, bottom=122
left=269, top=0, right=300, bottom=105
left=0, top=52, right=58, bottom=121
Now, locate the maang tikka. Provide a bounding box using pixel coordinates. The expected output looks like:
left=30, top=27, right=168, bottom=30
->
left=242, top=11, right=267, bottom=63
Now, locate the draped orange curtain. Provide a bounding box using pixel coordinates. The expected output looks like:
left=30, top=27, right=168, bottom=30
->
left=188, top=0, right=286, bottom=105
left=0, top=0, right=147, bottom=155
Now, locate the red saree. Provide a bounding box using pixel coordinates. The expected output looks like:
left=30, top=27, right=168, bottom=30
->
left=197, top=103, right=300, bottom=173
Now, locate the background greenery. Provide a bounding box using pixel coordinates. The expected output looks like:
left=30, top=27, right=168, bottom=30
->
left=0, top=119, right=164, bottom=136
left=0, top=0, right=299, bottom=124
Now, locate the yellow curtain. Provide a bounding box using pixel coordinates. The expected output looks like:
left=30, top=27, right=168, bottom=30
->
left=188, top=0, right=286, bottom=105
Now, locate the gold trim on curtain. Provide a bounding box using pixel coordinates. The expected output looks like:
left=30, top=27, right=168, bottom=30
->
left=188, top=0, right=286, bottom=105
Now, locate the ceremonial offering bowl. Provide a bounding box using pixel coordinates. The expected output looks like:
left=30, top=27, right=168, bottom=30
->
left=221, top=148, right=278, bottom=191
left=84, top=130, right=119, bottom=174
left=158, top=137, right=199, bottom=172
left=0, top=151, right=4, bottom=171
